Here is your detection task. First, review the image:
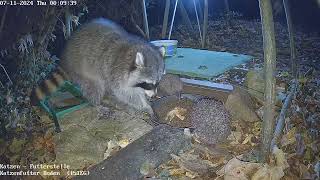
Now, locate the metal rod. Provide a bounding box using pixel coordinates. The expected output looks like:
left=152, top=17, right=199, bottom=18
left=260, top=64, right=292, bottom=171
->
left=193, top=0, right=202, bottom=43
left=162, top=0, right=171, bottom=39
left=142, top=0, right=150, bottom=40
left=168, top=0, right=179, bottom=40
left=202, top=0, right=208, bottom=48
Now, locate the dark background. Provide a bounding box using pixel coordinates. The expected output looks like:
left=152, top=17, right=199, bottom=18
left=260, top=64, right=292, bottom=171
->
left=0, top=0, right=319, bottom=81
left=147, top=0, right=320, bottom=32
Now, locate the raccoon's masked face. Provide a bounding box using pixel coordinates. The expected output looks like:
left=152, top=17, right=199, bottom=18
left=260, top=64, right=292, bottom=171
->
left=128, top=48, right=165, bottom=98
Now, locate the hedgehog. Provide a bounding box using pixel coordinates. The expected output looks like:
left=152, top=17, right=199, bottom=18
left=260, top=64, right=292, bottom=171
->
left=157, top=74, right=183, bottom=98
left=190, top=98, right=231, bottom=145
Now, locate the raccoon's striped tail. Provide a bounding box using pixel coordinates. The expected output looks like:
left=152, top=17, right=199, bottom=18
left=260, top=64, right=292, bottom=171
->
left=30, top=67, right=68, bottom=105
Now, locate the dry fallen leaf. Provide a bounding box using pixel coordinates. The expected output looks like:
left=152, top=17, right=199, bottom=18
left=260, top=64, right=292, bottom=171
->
left=227, top=131, right=242, bottom=145
left=280, top=127, right=297, bottom=147
left=217, top=156, right=261, bottom=180
left=118, top=138, right=130, bottom=148
left=242, top=134, right=254, bottom=145
left=169, top=167, right=186, bottom=176
left=249, top=147, right=288, bottom=180
left=165, top=107, right=187, bottom=122
left=251, top=165, right=284, bottom=180
left=140, top=161, right=156, bottom=177
left=273, top=146, right=289, bottom=169
left=104, top=139, right=121, bottom=159
left=33, top=134, right=55, bottom=153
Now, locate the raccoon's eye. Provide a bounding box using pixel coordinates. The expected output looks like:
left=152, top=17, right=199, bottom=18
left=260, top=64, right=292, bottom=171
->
left=134, top=82, right=158, bottom=90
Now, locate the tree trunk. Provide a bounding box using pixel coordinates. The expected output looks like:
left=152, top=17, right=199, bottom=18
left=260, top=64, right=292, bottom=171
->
left=202, top=0, right=208, bottom=48
left=179, top=0, right=193, bottom=30
left=162, top=0, right=170, bottom=39
left=283, top=0, right=297, bottom=78
left=258, top=0, right=277, bottom=163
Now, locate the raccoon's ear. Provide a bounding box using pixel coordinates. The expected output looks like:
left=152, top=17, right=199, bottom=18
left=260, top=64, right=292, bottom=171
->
left=159, top=47, right=165, bottom=57
left=135, top=52, right=144, bottom=67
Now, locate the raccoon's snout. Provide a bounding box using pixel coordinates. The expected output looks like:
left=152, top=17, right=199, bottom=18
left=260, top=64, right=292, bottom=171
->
left=145, top=89, right=156, bottom=98
left=134, top=82, right=158, bottom=90
left=134, top=82, right=158, bottom=98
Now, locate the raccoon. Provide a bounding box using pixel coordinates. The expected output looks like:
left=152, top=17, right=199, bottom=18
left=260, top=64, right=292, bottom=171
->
left=157, top=74, right=183, bottom=98
left=59, top=18, right=165, bottom=115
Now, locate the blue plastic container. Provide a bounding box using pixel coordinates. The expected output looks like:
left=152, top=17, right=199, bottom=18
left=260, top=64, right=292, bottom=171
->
left=150, top=40, right=178, bottom=57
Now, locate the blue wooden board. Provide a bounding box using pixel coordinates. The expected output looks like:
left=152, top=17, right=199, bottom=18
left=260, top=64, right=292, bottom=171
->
left=165, top=48, right=253, bottom=80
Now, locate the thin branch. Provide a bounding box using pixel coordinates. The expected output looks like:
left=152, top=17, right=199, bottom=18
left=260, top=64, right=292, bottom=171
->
left=0, top=79, right=4, bottom=88
left=131, top=15, right=147, bottom=39
left=0, top=63, right=13, bottom=85
left=0, top=6, right=8, bottom=39
left=271, top=80, right=297, bottom=149
left=283, top=0, right=297, bottom=79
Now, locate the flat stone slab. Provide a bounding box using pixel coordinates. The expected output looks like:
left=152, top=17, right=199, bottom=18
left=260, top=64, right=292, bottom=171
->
left=53, top=106, right=153, bottom=170
left=74, top=125, right=191, bottom=180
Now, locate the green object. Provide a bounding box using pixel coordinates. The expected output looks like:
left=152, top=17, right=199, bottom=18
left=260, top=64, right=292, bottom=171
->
left=165, top=48, right=253, bottom=80
left=39, top=81, right=89, bottom=132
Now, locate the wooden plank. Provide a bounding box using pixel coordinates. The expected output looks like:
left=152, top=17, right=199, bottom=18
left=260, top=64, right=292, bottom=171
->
left=180, top=78, right=233, bottom=103
left=181, top=78, right=233, bottom=91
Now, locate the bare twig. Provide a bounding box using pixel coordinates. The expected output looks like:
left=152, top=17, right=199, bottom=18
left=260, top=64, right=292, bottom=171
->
left=283, top=0, right=297, bottom=79
left=0, top=80, right=4, bottom=88
left=131, top=15, right=147, bottom=39
left=0, top=6, right=8, bottom=39
left=271, top=80, right=297, bottom=149
left=0, top=63, right=13, bottom=85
